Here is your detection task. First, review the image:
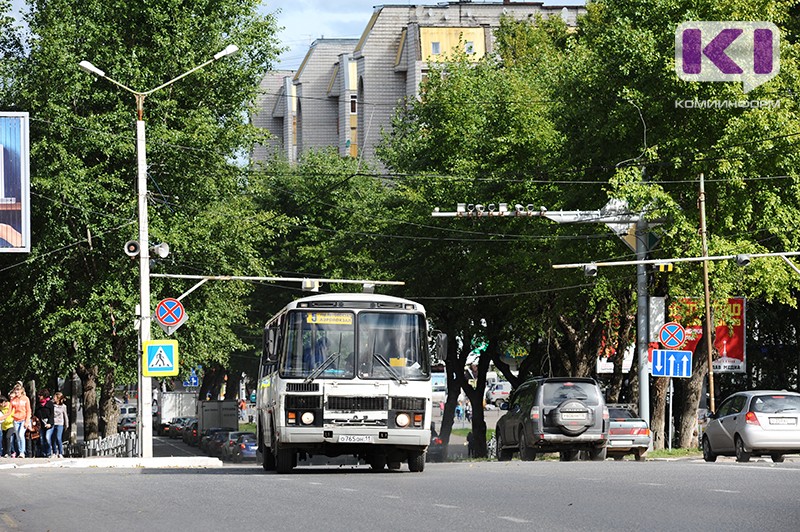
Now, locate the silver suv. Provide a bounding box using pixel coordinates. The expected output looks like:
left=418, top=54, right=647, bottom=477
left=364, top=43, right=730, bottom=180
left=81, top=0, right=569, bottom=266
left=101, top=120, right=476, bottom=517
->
left=495, top=377, right=608, bottom=461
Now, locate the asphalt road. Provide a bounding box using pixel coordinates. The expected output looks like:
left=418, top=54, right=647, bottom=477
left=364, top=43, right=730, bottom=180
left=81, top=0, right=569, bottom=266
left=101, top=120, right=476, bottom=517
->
left=2, top=453, right=798, bottom=531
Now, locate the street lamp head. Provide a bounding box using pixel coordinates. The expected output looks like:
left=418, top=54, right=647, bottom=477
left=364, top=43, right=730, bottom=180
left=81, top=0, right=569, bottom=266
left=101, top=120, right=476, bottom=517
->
left=213, top=44, right=239, bottom=60
left=79, top=60, right=106, bottom=78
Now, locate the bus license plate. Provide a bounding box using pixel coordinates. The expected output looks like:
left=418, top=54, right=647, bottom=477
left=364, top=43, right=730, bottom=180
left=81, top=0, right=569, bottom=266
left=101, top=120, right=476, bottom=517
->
left=339, top=435, right=373, bottom=443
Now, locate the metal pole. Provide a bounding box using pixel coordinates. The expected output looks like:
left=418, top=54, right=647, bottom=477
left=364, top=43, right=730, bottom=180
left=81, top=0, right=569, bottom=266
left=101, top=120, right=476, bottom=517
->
left=699, top=173, right=716, bottom=413
left=636, top=216, right=650, bottom=426
left=137, top=115, right=153, bottom=459
left=668, top=378, right=673, bottom=450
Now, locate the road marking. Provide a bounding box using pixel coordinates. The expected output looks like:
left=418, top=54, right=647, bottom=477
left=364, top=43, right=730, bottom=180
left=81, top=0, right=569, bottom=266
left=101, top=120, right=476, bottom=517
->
left=499, top=516, right=530, bottom=524
left=710, top=489, right=740, bottom=494
left=1, top=513, right=18, bottom=528
left=382, top=495, right=402, bottom=499
left=433, top=504, right=460, bottom=509
left=309, top=482, right=323, bottom=485
left=340, top=488, right=358, bottom=492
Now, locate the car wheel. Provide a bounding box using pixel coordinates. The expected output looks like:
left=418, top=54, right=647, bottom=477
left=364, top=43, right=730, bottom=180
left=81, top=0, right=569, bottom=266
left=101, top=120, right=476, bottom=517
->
left=771, top=453, right=784, bottom=463
left=559, top=449, right=579, bottom=462
left=408, top=451, right=425, bottom=472
left=496, top=431, right=513, bottom=462
left=588, top=446, right=606, bottom=461
left=551, top=399, right=591, bottom=436
left=702, top=435, right=717, bottom=462
left=633, top=448, right=647, bottom=462
left=734, top=436, right=750, bottom=463
left=519, top=430, right=537, bottom=461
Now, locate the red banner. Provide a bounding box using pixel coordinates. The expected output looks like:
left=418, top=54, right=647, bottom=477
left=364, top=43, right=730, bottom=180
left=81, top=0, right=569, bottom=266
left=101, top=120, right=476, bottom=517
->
left=670, top=297, right=746, bottom=373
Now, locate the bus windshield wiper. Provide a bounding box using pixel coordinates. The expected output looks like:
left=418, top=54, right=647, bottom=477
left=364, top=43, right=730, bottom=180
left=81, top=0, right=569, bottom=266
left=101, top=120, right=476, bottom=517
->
left=372, top=352, right=407, bottom=384
left=304, top=352, right=341, bottom=384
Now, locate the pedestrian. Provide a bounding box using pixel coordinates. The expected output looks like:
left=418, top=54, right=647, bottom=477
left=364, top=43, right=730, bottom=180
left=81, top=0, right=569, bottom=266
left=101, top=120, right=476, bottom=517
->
left=35, top=388, right=55, bottom=458
left=0, top=396, right=14, bottom=457
left=51, top=392, right=69, bottom=458
left=10, top=383, right=31, bottom=458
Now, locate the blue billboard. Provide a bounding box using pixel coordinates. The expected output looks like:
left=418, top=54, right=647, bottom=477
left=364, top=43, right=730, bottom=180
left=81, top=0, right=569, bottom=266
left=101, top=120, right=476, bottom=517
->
left=0, top=112, right=30, bottom=252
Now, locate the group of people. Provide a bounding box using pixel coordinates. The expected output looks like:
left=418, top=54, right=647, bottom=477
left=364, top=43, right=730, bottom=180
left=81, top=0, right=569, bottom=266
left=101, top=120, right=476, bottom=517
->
left=0, top=382, right=69, bottom=459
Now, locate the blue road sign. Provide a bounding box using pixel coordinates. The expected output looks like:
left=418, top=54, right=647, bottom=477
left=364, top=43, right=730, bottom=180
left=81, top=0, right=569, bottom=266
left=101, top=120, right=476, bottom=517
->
left=183, top=369, right=199, bottom=388
left=143, top=340, right=179, bottom=377
left=659, top=322, right=686, bottom=349
left=652, top=349, right=693, bottom=378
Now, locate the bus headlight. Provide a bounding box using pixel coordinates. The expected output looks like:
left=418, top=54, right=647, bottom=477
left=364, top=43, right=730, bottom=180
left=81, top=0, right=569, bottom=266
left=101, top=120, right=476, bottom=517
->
left=301, top=412, right=315, bottom=425
left=395, top=413, right=411, bottom=428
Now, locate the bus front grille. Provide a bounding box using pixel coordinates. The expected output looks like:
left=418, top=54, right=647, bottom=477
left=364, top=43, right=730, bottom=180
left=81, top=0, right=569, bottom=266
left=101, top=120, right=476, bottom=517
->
left=327, top=396, right=388, bottom=411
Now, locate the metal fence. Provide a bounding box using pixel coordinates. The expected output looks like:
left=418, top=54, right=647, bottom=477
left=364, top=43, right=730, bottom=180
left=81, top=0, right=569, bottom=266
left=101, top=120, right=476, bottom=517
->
left=65, top=432, right=138, bottom=458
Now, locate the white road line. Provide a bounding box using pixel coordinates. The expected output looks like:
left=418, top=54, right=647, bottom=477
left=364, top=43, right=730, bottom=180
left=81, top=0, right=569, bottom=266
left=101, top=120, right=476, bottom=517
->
left=341, top=488, right=358, bottom=492
left=382, top=495, right=402, bottom=499
left=499, top=516, right=530, bottom=524
left=640, top=483, right=666, bottom=486
left=433, top=504, right=460, bottom=509
left=710, top=489, right=740, bottom=494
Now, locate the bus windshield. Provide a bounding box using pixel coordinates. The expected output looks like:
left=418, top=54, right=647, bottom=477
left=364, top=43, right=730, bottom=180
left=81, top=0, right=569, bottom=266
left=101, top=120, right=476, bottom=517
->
left=279, top=310, right=429, bottom=381
left=357, top=312, right=429, bottom=381
left=281, top=311, right=356, bottom=379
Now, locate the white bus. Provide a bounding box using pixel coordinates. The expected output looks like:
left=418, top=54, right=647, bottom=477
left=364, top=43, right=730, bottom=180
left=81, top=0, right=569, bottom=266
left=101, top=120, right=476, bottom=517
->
left=256, top=293, right=432, bottom=473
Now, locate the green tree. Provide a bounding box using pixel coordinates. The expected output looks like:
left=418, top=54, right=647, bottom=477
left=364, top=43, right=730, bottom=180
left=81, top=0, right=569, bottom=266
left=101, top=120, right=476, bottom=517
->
left=0, top=0, right=281, bottom=438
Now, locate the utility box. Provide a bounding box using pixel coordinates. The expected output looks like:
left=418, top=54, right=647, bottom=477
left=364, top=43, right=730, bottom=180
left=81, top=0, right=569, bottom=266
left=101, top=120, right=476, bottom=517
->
left=197, top=400, right=238, bottom=435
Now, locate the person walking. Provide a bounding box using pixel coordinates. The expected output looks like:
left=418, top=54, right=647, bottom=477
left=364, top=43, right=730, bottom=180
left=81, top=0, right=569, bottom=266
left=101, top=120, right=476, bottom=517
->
left=0, top=396, right=14, bottom=457
left=51, top=392, right=69, bottom=458
left=35, top=389, right=55, bottom=458
left=10, top=383, right=31, bottom=458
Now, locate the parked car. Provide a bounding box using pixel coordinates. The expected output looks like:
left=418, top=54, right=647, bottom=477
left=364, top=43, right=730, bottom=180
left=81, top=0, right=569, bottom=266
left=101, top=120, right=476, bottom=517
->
left=200, top=427, right=237, bottom=453
left=168, top=417, right=194, bottom=439
left=702, top=390, right=800, bottom=463
left=485, top=382, right=512, bottom=406
left=495, top=377, right=608, bottom=461
left=207, top=431, right=235, bottom=458
left=220, top=431, right=256, bottom=461
left=182, top=420, right=199, bottom=446
left=119, top=404, right=137, bottom=417
left=117, top=415, right=137, bottom=432
left=231, top=434, right=258, bottom=462
left=427, top=423, right=446, bottom=463
left=605, top=404, right=651, bottom=461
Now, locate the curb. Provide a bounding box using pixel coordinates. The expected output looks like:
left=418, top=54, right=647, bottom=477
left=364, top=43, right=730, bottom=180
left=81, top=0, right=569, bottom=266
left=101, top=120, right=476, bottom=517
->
left=0, top=457, right=223, bottom=469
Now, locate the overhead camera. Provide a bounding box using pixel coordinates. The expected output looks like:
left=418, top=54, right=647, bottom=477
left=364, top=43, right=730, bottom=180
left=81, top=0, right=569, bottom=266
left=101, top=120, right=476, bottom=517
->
left=583, top=263, right=598, bottom=277
left=735, top=254, right=751, bottom=267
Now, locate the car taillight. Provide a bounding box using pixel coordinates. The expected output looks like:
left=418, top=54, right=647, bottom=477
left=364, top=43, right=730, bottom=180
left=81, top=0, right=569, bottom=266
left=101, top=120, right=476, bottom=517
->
left=745, top=411, right=760, bottom=425
left=603, top=407, right=609, bottom=420
left=433, top=437, right=443, bottom=445
left=634, top=428, right=650, bottom=436
left=239, top=443, right=246, bottom=450
left=530, top=406, right=540, bottom=421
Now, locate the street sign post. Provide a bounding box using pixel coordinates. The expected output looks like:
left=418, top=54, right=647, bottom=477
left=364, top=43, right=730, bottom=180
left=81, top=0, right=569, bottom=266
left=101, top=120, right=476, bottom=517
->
left=154, top=297, right=187, bottom=335
left=652, top=349, right=693, bottom=378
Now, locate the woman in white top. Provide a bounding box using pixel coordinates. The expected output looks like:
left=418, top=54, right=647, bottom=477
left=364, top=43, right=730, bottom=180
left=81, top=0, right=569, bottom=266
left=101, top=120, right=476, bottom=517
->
left=51, top=392, right=69, bottom=458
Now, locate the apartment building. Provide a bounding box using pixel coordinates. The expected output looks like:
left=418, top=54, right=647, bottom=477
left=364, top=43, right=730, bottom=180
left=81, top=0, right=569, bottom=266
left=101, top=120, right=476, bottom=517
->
left=252, top=1, right=585, bottom=166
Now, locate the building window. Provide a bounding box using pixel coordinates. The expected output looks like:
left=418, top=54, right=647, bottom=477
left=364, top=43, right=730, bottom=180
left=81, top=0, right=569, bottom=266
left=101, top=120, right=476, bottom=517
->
left=431, top=41, right=440, bottom=55
left=350, top=95, right=357, bottom=114
left=465, top=41, right=475, bottom=54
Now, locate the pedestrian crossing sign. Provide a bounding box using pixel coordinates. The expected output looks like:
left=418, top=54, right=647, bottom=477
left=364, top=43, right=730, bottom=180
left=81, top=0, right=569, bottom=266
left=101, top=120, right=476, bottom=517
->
left=143, top=340, right=179, bottom=376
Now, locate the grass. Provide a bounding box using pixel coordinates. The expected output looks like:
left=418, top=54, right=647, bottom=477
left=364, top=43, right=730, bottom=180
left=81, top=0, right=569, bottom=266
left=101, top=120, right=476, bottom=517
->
left=646, top=447, right=702, bottom=459
left=452, top=428, right=495, bottom=440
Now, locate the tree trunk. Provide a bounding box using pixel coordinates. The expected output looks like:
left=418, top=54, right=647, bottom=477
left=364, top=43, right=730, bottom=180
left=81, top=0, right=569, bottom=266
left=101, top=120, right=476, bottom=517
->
left=77, top=363, right=99, bottom=441
left=99, top=369, right=118, bottom=437
left=676, top=326, right=711, bottom=448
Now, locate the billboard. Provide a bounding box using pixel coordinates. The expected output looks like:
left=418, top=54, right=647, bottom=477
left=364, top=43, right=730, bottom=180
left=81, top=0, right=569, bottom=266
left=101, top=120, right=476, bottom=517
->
left=670, top=297, right=746, bottom=373
left=0, top=112, right=30, bottom=252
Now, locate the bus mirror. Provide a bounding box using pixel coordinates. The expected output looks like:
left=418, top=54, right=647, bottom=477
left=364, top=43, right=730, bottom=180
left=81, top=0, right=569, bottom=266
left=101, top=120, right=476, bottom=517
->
left=435, top=333, right=448, bottom=360
left=263, top=328, right=279, bottom=364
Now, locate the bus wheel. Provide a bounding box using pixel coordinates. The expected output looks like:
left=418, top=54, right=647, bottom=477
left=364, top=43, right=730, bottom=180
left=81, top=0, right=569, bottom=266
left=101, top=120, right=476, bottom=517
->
left=368, top=454, right=386, bottom=471
left=408, top=451, right=425, bottom=473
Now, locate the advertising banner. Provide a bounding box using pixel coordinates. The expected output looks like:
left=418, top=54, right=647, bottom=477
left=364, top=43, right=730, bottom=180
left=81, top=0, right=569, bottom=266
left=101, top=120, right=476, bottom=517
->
left=0, top=112, right=30, bottom=252
left=670, top=297, right=746, bottom=373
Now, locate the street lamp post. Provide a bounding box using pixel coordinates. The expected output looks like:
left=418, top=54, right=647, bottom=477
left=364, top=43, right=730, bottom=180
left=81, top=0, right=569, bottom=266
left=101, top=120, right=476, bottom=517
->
left=79, top=44, right=238, bottom=458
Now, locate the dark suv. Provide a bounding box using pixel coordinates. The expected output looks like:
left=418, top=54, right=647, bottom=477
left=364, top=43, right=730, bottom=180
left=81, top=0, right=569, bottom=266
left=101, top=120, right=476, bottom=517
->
left=495, top=377, right=608, bottom=461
